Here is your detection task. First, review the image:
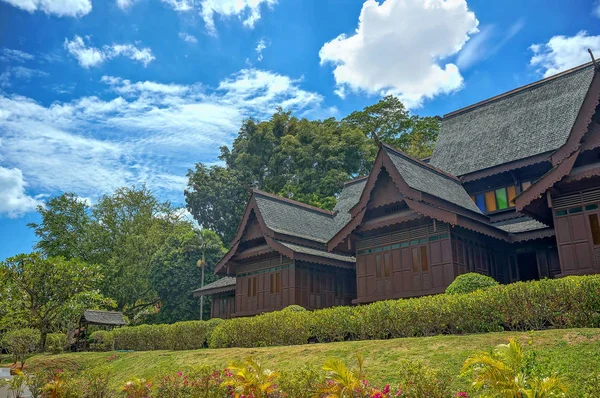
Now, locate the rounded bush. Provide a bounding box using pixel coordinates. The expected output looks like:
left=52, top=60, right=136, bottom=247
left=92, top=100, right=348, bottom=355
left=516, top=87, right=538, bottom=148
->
left=281, top=305, right=307, bottom=312
left=446, top=272, right=499, bottom=295
left=89, top=330, right=115, bottom=352
left=45, top=333, right=67, bottom=354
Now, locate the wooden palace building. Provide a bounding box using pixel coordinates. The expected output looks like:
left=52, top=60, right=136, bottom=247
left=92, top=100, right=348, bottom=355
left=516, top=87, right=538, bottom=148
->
left=194, top=61, right=600, bottom=318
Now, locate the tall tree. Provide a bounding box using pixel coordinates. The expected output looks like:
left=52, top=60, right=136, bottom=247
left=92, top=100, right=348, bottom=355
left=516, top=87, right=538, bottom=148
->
left=343, top=95, right=440, bottom=159
left=150, top=226, right=225, bottom=323
left=27, top=193, right=92, bottom=261
left=0, top=253, right=110, bottom=348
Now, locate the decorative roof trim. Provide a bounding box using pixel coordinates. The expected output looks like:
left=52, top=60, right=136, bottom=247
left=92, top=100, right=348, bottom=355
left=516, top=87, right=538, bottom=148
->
left=459, top=152, right=552, bottom=182
left=252, top=189, right=334, bottom=216
left=509, top=228, right=555, bottom=243
left=580, top=123, right=600, bottom=152
left=563, top=162, right=600, bottom=184
left=551, top=69, right=600, bottom=165
left=515, top=150, right=580, bottom=211
left=193, top=277, right=237, bottom=296
left=265, top=237, right=355, bottom=269
left=444, top=62, right=595, bottom=119
left=382, top=143, right=460, bottom=182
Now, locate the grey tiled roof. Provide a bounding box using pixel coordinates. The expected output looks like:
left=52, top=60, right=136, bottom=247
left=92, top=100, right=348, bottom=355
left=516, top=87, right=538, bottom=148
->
left=430, top=63, right=595, bottom=176
left=193, top=276, right=236, bottom=294
left=493, top=217, right=549, bottom=233
left=384, top=147, right=482, bottom=214
left=83, top=310, right=126, bottom=326
left=276, top=240, right=356, bottom=263
left=254, top=180, right=366, bottom=243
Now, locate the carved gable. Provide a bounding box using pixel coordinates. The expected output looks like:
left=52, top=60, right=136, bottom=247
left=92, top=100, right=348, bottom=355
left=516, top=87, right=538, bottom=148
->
left=240, top=212, right=263, bottom=242
left=366, top=168, right=403, bottom=210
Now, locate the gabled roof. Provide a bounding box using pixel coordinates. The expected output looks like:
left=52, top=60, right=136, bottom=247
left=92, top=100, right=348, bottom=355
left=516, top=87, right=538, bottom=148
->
left=383, top=145, right=481, bottom=213
left=430, top=63, right=596, bottom=177
left=214, top=183, right=366, bottom=274
left=493, top=217, right=548, bottom=233
left=193, top=276, right=236, bottom=296
left=82, top=310, right=126, bottom=326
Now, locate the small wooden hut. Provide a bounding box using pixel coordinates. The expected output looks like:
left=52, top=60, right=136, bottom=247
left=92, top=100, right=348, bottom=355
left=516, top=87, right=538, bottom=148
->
left=74, top=310, right=127, bottom=351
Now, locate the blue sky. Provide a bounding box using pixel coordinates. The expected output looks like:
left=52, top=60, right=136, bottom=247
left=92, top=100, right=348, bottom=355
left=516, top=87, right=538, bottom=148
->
left=1, top=0, right=600, bottom=260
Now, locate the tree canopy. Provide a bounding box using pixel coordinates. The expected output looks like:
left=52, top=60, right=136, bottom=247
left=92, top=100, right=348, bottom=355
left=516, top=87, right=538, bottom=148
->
left=186, top=96, right=439, bottom=243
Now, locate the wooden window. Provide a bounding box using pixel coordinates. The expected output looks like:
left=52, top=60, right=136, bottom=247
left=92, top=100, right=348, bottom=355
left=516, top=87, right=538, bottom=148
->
left=384, top=253, right=391, bottom=277
left=412, top=248, right=419, bottom=273
left=484, top=191, right=497, bottom=212
left=276, top=273, right=281, bottom=293
left=375, top=254, right=382, bottom=278
left=589, top=214, right=600, bottom=245
left=495, top=188, right=508, bottom=210
left=252, top=277, right=257, bottom=297
left=270, top=274, right=274, bottom=294
left=247, top=278, right=252, bottom=297
left=420, top=246, right=428, bottom=272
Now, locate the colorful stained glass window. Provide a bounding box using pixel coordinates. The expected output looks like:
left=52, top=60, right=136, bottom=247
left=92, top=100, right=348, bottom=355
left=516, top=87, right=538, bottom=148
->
left=495, top=188, right=508, bottom=210
left=507, top=185, right=517, bottom=205
left=475, top=194, right=486, bottom=212
left=484, top=191, right=497, bottom=212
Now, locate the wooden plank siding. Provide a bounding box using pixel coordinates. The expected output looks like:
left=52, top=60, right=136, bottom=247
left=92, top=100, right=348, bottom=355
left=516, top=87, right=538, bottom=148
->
left=552, top=188, right=600, bottom=276
left=210, top=292, right=236, bottom=319
left=354, top=221, right=453, bottom=303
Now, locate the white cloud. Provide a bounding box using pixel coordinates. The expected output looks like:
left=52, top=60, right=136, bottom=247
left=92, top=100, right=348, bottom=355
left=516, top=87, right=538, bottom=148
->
left=456, top=20, right=524, bottom=69
left=256, top=39, right=267, bottom=61
left=319, top=0, right=478, bottom=108
left=1, top=0, right=91, bottom=17
left=161, top=0, right=193, bottom=11
left=0, top=166, right=44, bottom=217
left=0, top=66, right=48, bottom=87
left=116, top=0, right=138, bottom=9
left=200, top=0, right=277, bottom=35
left=1, top=48, right=34, bottom=63
left=530, top=31, right=600, bottom=77
left=64, top=36, right=155, bottom=68
left=0, top=69, right=325, bottom=206
left=179, top=32, right=198, bottom=44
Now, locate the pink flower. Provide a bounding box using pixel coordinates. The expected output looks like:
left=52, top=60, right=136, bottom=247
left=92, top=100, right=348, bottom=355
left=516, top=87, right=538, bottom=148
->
left=372, top=393, right=383, bottom=398
left=383, top=384, right=390, bottom=394
left=454, top=393, right=468, bottom=398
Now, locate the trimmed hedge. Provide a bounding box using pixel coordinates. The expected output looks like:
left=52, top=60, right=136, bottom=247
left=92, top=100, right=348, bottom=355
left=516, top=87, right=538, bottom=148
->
left=111, top=319, right=223, bottom=351
left=446, top=272, right=499, bottom=294
left=90, top=275, right=600, bottom=351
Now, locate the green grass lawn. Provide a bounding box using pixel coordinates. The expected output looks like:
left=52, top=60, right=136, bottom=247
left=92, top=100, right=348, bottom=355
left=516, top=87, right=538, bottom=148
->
left=13, top=328, right=600, bottom=395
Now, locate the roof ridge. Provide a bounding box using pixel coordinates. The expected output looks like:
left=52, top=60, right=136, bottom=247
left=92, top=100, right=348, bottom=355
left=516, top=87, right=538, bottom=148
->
left=382, top=143, right=460, bottom=182
left=343, top=175, right=369, bottom=185
left=252, top=189, right=335, bottom=216
left=444, top=61, right=594, bottom=119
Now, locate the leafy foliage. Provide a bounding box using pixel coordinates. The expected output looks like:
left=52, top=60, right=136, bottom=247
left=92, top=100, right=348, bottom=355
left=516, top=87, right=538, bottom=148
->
left=461, top=338, right=567, bottom=397
left=185, top=99, right=436, bottom=243
left=446, top=272, right=500, bottom=295
left=0, top=253, right=109, bottom=348
left=1, top=329, right=41, bottom=368
left=223, top=358, right=279, bottom=398
left=45, top=333, right=67, bottom=354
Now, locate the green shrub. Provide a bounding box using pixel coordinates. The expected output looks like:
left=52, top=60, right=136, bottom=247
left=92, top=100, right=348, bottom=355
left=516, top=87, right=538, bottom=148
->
left=392, top=360, right=454, bottom=398
left=278, top=365, right=323, bottom=398
left=281, top=305, right=306, bottom=312
left=445, top=272, right=499, bottom=295
left=1, top=328, right=41, bottom=367
left=45, top=333, right=67, bottom=354
left=89, top=331, right=114, bottom=352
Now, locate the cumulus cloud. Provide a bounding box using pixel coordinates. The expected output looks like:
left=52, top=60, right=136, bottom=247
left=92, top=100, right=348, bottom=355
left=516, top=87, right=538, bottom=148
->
left=530, top=31, right=600, bottom=77
left=319, top=0, right=478, bottom=108
left=1, top=48, right=34, bottom=63
left=0, top=166, right=44, bottom=217
left=0, top=69, right=325, bottom=205
left=179, top=32, right=198, bottom=44
left=64, top=36, right=155, bottom=68
left=1, top=0, right=91, bottom=17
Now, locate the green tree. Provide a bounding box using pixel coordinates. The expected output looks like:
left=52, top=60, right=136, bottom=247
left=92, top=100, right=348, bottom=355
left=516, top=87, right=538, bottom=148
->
left=149, top=226, right=225, bottom=323
left=27, top=193, right=92, bottom=261
left=343, top=95, right=439, bottom=159
left=0, top=253, right=109, bottom=348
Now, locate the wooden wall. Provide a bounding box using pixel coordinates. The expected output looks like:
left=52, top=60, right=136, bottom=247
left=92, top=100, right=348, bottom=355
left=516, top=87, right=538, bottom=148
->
left=552, top=188, right=600, bottom=275
left=294, top=262, right=355, bottom=309
left=354, top=221, right=453, bottom=303
left=234, top=255, right=295, bottom=317
left=210, top=292, right=236, bottom=319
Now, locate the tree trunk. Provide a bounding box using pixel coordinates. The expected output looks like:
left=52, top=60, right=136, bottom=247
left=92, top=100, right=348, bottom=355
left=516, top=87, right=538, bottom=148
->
left=200, top=265, right=205, bottom=321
